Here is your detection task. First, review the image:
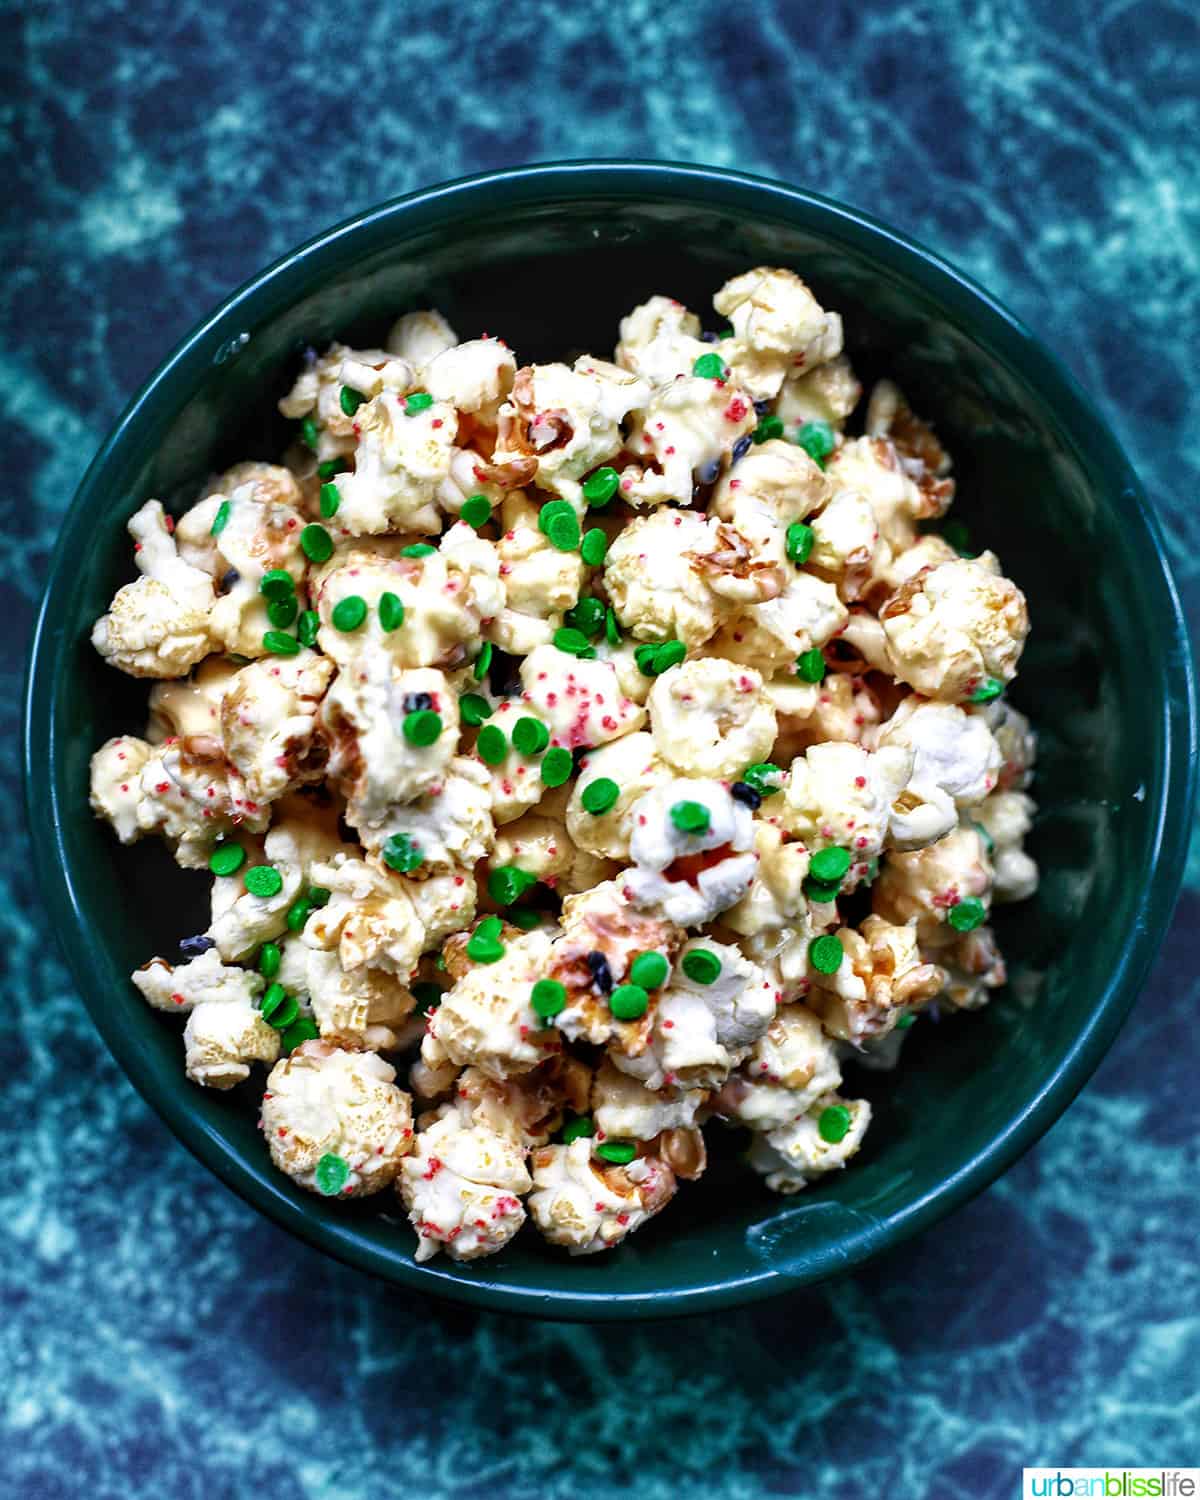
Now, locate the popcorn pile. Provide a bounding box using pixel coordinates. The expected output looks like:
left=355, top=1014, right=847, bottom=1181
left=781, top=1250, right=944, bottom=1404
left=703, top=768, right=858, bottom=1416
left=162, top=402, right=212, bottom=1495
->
left=89, top=268, right=1036, bottom=1262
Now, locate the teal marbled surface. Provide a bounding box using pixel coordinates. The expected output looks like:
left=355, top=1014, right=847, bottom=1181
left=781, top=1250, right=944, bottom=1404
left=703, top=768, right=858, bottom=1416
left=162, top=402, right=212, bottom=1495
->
left=3, top=0, right=1198, bottom=1495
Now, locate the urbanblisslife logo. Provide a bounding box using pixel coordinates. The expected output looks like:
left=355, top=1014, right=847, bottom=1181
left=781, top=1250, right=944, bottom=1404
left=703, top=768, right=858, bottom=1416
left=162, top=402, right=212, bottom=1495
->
left=1023, top=1473, right=1199, bottom=1498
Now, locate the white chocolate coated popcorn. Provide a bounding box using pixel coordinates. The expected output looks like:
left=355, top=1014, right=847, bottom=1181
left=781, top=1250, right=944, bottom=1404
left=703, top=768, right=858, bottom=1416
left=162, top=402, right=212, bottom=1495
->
left=713, top=267, right=843, bottom=399
left=528, top=1139, right=674, bottom=1255
left=422, top=927, right=562, bottom=1081
left=747, top=1092, right=871, bottom=1194
left=92, top=502, right=215, bottom=678
left=566, top=733, right=672, bottom=861
left=91, top=271, right=1042, bottom=1262
left=262, top=1043, right=414, bottom=1196
left=648, top=659, right=776, bottom=780
left=876, top=696, right=1002, bottom=849
left=880, top=554, right=1029, bottom=702
left=623, top=779, right=758, bottom=927
left=399, top=1108, right=532, bottom=1263
left=712, top=1005, right=842, bottom=1132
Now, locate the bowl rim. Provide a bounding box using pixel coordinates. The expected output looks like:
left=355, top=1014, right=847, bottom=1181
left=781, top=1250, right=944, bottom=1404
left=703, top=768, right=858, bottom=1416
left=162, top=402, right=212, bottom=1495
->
left=24, top=159, right=1198, bottom=1320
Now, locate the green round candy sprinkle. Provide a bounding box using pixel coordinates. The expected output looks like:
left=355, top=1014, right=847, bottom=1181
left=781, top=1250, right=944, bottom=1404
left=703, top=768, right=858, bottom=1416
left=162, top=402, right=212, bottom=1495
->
left=405, top=391, right=434, bottom=414
left=273, top=993, right=301, bottom=1029
left=605, top=606, right=621, bottom=647
left=595, top=1140, right=637, bottom=1165
left=473, top=641, right=492, bottom=681
left=670, top=800, right=711, bottom=835
left=752, top=414, right=784, bottom=444
left=244, top=864, right=283, bottom=898
left=488, top=865, right=537, bottom=906
left=286, top=898, right=311, bottom=933
left=562, top=1114, right=595, bottom=1144
left=582, top=466, right=620, bottom=506
left=581, top=777, right=619, bottom=815
left=466, top=932, right=505, bottom=964
left=795, top=647, right=825, bottom=683
left=508, top=908, right=541, bottom=931
left=281, top=1016, right=320, bottom=1053
left=530, top=978, right=567, bottom=1018
left=948, top=897, right=987, bottom=932
left=693, top=352, right=727, bottom=380
left=942, top=518, right=971, bottom=553
left=401, top=543, right=436, bottom=558
left=260, top=982, right=289, bottom=1023
left=209, top=844, right=245, bottom=877
left=553, top=626, right=594, bottom=657
left=260, top=569, right=295, bottom=601
left=538, top=500, right=574, bottom=535
left=403, top=709, right=442, bottom=747
left=803, top=877, right=843, bottom=905
left=476, top=915, right=503, bottom=939
left=459, top=693, right=493, bottom=727
left=258, top=942, right=281, bottom=980
left=635, top=643, right=660, bottom=676
left=896, top=1013, right=916, bottom=1031
left=809, top=934, right=844, bottom=974
left=211, top=500, right=231, bottom=536
left=581, top=528, right=608, bottom=566
left=267, top=595, right=298, bottom=629
left=300, top=416, right=320, bottom=452
left=742, top=762, right=783, bottom=796
left=317, top=457, right=349, bottom=480
left=566, top=596, right=606, bottom=638
left=546, top=511, right=580, bottom=552
left=610, top=983, right=648, bottom=1021
left=315, top=1152, right=350, bottom=1196
left=378, top=591, right=405, bottom=632
left=307, top=885, right=331, bottom=908
left=411, top=981, right=443, bottom=1013
left=809, top=846, right=852, bottom=884
left=476, top=724, right=508, bottom=765
left=319, top=482, right=341, bottom=519
left=540, top=746, right=574, bottom=788
left=297, top=610, right=320, bottom=647
left=382, top=833, right=423, bottom=874
left=300, top=523, right=334, bottom=563
left=796, top=420, right=836, bottom=466
left=652, top=639, right=686, bottom=674
left=629, top=951, right=668, bottom=990
left=331, top=595, right=367, bottom=632
left=786, top=522, right=815, bottom=565
left=970, top=678, right=1004, bottom=704
left=818, top=1104, right=852, bottom=1144
left=263, top=630, right=300, bottom=656
left=681, top=948, right=722, bottom=984
left=339, top=385, right=365, bottom=417
left=460, top=493, right=492, bottom=529
left=512, top=716, right=550, bottom=756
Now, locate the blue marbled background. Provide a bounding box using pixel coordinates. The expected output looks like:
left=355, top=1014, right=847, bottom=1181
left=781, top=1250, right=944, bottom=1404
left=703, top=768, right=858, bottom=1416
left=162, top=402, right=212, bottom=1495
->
left=4, top=1, right=1198, bottom=1495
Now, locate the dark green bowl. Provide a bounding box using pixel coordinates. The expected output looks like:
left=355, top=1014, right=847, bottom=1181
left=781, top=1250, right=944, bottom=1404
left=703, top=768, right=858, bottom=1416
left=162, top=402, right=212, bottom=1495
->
left=23, top=163, right=1196, bottom=1320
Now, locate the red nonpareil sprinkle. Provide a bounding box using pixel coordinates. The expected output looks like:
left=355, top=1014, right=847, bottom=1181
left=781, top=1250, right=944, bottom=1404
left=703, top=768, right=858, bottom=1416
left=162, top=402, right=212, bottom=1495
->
left=856, top=836, right=869, bottom=848
left=164, top=514, right=175, bottom=532
left=171, top=992, right=185, bottom=1006
left=134, top=543, right=142, bottom=552
left=120, top=783, right=128, bottom=792
left=621, top=478, right=632, bottom=490
left=855, top=775, right=867, bottom=788
left=432, top=418, right=443, bottom=428
left=665, top=445, right=675, bottom=455
left=156, top=782, right=170, bottom=793
left=278, top=1128, right=288, bottom=1137
left=422, top=1156, right=443, bottom=1181
left=724, top=397, right=749, bottom=422
left=662, top=1019, right=674, bottom=1029
left=454, top=875, right=464, bottom=886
